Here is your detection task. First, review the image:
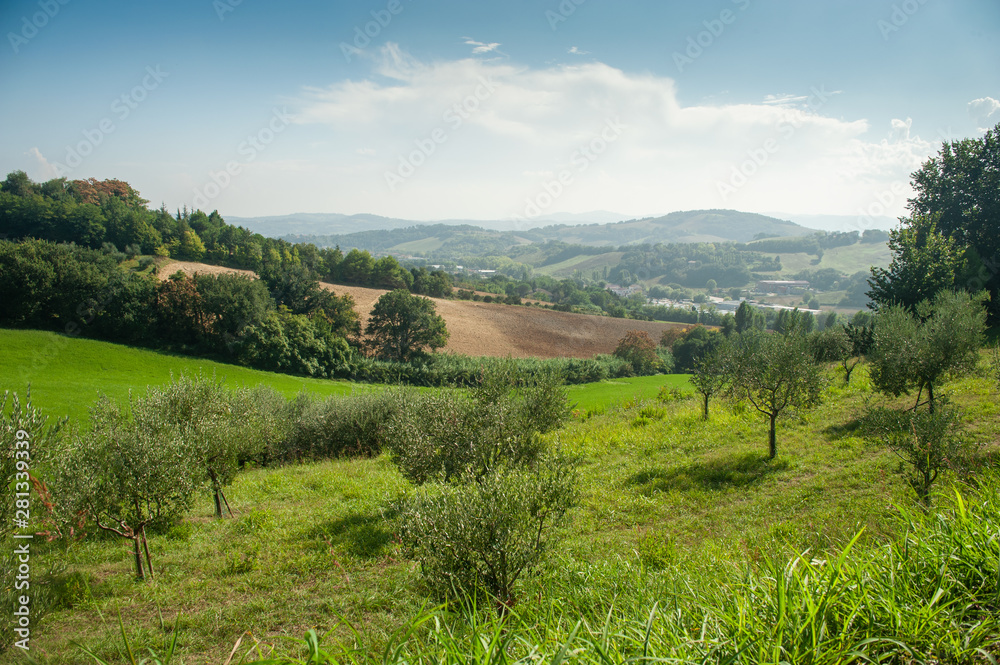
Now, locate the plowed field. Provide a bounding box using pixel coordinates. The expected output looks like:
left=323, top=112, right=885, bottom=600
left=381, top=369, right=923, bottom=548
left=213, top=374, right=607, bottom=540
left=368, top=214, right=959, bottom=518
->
left=160, top=261, right=686, bottom=359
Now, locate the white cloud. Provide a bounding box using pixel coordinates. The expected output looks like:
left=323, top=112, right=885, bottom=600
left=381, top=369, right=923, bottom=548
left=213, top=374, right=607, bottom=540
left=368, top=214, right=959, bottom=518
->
left=968, top=97, right=1000, bottom=131
left=463, top=37, right=502, bottom=55
left=568, top=46, right=589, bottom=56
left=27, top=147, right=59, bottom=180
left=276, top=45, right=943, bottom=220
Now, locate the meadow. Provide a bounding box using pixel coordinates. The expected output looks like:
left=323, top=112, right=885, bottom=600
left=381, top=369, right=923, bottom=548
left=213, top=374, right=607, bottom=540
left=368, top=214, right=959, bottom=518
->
left=6, top=329, right=1000, bottom=663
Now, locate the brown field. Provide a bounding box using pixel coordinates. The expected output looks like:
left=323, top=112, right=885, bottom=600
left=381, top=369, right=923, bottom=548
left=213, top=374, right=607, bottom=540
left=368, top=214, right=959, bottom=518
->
left=160, top=261, right=687, bottom=359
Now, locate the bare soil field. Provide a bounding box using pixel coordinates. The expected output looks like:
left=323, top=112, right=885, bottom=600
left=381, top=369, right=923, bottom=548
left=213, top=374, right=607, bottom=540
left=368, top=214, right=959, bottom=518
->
left=159, top=261, right=686, bottom=359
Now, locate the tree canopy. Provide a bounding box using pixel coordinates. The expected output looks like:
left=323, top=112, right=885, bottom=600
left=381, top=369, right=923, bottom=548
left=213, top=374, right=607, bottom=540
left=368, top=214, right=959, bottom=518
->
left=870, top=123, right=1000, bottom=319
left=365, top=289, right=449, bottom=362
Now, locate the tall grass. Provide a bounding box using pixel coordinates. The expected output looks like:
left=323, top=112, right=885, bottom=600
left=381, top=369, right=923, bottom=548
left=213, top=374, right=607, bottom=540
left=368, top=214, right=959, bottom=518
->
left=260, top=478, right=1000, bottom=664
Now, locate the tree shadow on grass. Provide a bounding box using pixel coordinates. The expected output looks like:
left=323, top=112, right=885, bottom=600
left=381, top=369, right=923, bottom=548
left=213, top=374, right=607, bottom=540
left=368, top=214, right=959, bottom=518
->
left=306, top=507, right=399, bottom=559
left=823, top=416, right=865, bottom=441
left=626, top=452, right=789, bottom=495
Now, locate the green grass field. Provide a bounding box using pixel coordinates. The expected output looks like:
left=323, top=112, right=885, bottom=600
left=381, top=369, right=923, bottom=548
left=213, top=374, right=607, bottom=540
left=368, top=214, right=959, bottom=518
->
left=1, top=329, right=688, bottom=426
left=6, top=328, right=1000, bottom=662
left=0, top=329, right=360, bottom=424
left=775, top=242, right=892, bottom=276
left=565, top=374, right=691, bottom=413
left=533, top=252, right=625, bottom=279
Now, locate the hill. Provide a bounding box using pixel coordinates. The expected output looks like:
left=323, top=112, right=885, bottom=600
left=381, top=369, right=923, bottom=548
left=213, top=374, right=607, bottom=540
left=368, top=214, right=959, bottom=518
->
left=0, top=329, right=360, bottom=424
left=159, top=261, right=688, bottom=359
left=279, top=209, right=816, bottom=256
left=531, top=209, right=815, bottom=246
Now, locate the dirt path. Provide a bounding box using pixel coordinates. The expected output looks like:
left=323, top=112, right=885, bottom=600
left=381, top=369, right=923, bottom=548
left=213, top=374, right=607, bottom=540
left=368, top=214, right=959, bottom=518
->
left=159, top=262, right=686, bottom=359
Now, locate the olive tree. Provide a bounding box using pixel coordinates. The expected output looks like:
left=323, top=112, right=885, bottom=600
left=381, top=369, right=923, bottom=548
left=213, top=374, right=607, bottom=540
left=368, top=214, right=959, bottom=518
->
left=868, top=290, right=987, bottom=413
left=52, top=395, right=199, bottom=580
left=723, top=331, right=822, bottom=459
left=140, top=375, right=278, bottom=517
left=863, top=404, right=971, bottom=509
left=390, top=365, right=576, bottom=613
left=690, top=349, right=728, bottom=420
left=400, top=454, right=576, bottom=613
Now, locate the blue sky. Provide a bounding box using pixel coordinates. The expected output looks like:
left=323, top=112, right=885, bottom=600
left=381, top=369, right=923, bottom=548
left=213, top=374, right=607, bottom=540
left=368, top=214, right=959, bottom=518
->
left=1, top=0, right=997, bottom=228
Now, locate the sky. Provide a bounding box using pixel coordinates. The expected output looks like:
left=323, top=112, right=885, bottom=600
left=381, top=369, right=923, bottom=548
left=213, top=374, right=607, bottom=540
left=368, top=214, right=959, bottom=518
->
left=1, top=0, right=998, bottom=231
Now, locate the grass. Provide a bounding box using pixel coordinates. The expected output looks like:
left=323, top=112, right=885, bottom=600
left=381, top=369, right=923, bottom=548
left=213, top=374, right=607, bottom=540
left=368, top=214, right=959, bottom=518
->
left=565, top=374, right=691, bottom=414
left=534, top=252, right=625, bottom=279
left=0, top=329, right=359, bottom=424
left=775, top=242, right=892, bottom=276
left=2, top=328, right=688, bottom=426
left=8, top=338, right=1000, bottom=662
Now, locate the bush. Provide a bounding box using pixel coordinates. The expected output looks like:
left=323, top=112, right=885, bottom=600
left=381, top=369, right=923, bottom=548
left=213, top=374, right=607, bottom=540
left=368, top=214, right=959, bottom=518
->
left=400, top=453, right=577, bottom=611
left=285, top=389, right=411, bottom=461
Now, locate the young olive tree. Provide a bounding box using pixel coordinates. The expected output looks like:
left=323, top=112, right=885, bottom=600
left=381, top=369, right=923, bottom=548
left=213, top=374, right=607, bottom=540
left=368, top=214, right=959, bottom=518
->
left=690, top=349, right=728, bottom=420
left=390, top=365, right=576, bottom=613
left=400, top=454, right=576, bottom=613
left=52, top=395, right=199, bottom=580
left=724, top=331, right=822, bottom=459
left=140, top=375, right=277, bottom=517
left=863, top=405, right=970, bottom=509
left=868, top=290, right=987, bottom=413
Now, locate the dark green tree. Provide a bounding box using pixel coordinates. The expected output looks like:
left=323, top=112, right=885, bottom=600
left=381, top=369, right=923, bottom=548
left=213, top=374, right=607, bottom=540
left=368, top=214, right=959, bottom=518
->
left=734, top=301, right=765, bottom=333
left=908, top=123, right=1000, bottom=318
left=365, top=289, right=449, bottom=362
left=867, top=215, right=963, bottom=311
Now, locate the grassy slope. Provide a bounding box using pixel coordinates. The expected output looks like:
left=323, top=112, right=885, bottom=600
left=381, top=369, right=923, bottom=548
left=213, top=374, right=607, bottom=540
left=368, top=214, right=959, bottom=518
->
left=775, top=242, right=892, bottom=276
left=0, top=329, right=359, bottom=424
left=534, top=252, right=625, bottom=279
left=1, top=328, right=683, bottom=426
left=20, top=358, right=1000, bottom=661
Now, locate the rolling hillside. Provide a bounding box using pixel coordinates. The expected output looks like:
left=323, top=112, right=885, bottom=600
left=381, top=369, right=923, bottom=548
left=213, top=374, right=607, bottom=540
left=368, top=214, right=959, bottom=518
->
left=278, top=209, right=815, bottom=256
left=159, top=262, right=688, bottom=359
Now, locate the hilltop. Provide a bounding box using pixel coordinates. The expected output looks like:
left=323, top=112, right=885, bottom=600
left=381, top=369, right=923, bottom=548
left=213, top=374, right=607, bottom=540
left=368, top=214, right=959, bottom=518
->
left=266, top=209, right=815, bottom=254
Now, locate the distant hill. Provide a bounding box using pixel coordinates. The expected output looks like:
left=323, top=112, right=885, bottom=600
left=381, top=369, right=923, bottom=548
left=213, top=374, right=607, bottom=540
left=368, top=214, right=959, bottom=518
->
left=228, top=210, right=633, bottom=238
left=530, top=210, right=815, bottom=246
left=274, top=209, right=817, bottom=255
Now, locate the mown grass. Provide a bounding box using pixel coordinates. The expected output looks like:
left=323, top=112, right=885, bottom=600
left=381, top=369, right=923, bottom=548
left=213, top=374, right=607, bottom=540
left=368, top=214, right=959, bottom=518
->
left=15, top=354, right=1000, bottom=662
left=1, top=328, right=686, bottom=426
left=775, top=242, right=892, bottom=276
left=0, top=329, right=362, bottom=424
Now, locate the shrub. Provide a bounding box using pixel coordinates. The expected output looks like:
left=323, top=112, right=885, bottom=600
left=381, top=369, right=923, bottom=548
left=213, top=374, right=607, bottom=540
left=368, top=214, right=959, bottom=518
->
left=286, top=389, right=411, bottom=461
left=613, top=330, right=662, bottom=375
left=862, top=404, right=973, bottom=508
left=400, top=453, right=577, bottom=611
